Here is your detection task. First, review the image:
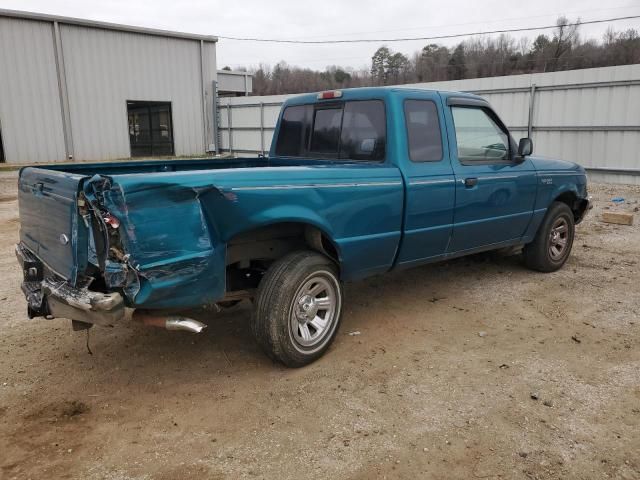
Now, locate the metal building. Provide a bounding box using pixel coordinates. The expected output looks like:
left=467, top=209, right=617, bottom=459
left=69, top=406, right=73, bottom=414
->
left=0, top=9, right=220, bottom=164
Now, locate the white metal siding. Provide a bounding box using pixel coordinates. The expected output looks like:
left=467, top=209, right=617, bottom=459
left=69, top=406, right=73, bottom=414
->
left=60, top=25, right=208, bottom=160
left=202, top=41, right=217, bottom=151
left=218, top=71, right=252, bottom=94
left=220, top=65, right=640, bottom=183
left=0, top=17, right=66, bottom=163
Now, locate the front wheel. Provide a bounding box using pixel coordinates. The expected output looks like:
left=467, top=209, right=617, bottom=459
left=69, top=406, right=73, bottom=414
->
left=523, top=201, right=575, bottom=272
left=252, top=251, right=343, bottom=367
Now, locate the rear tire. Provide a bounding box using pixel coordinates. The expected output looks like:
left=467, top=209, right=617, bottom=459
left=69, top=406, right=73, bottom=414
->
left=523, top=201, right=575, bottom=272
left=252, top=251, right=343, bottom=367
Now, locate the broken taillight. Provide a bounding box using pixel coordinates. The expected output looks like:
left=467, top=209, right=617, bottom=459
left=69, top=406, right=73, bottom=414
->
left=103, top=212, right=120, bottom=229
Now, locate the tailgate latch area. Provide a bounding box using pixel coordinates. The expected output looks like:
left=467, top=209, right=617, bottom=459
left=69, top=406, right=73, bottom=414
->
left=16, top=243, right=125, bottom=326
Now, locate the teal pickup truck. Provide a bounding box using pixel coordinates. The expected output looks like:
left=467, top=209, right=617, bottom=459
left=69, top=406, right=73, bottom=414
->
left=16, top=87, right=591, bottom=366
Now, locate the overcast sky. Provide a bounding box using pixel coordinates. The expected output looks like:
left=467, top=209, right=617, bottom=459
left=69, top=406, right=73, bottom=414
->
left=1, top=0, right=639, bottom=71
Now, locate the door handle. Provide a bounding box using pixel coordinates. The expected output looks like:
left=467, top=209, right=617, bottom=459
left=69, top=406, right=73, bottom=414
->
left=464, top=177, right=478, bottom=188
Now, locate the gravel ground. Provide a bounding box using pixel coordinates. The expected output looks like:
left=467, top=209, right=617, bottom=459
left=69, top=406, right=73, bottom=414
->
left=0, top=170, right=638, bottom=480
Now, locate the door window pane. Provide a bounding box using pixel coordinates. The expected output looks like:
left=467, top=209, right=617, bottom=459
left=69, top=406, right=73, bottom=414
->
left=127, top=101, right=174, bottom=157
left=310, top=107, right=342, bottom=155
left=404, top=100, right=443, bottom=162
left=340, top=100, right=385, bottom=161
left=0, top=128, right=5, bottom=163
left=451, top=107, right=509, bottom=163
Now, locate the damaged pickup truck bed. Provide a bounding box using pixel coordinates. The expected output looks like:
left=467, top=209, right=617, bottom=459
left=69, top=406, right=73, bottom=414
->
left=17, top=87, right=591, bottom=366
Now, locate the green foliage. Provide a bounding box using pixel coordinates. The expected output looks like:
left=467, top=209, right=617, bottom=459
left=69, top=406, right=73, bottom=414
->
left=248, top=17, right=640, bottom=95
left=371, top=46, right=391, bottom=83
left=448, top=44, right=466, bottom=80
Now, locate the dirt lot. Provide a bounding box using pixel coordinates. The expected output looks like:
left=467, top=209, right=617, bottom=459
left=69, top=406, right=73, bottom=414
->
left=0, top=170, right=638, bottom=480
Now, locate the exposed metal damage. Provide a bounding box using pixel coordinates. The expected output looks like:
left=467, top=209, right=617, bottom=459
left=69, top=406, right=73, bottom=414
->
left=16, top=173, right=233, bottom=332
left=81, top=174, right=141, bottom=300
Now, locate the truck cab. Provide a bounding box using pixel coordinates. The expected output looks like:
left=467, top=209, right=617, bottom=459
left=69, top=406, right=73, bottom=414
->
left=272, top=88, right=588, bottom=269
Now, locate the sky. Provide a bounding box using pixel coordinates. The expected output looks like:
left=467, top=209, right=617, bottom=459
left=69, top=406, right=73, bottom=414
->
left=1, top=0, right=639, bottom=71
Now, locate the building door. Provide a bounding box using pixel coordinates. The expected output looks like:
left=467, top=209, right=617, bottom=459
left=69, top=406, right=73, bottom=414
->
left=0, top=126, right=4, bottom=163
left=127, top=101, right=174, bottom=157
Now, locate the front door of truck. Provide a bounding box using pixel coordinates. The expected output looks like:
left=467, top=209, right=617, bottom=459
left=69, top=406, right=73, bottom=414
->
left=395, top=93, right=456, bottom=268
left=445, top=98, right=537, bottom=253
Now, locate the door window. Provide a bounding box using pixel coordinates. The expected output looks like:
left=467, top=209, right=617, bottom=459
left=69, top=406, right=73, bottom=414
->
left=127, top=101, right=174, bottom=157
left=451, top=107, right=509, bottom=163
left=404, top=100, right=443, bottom=162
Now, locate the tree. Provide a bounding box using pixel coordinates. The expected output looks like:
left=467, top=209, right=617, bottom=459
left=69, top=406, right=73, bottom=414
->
left=243, top=18, right=639, bottom=95
left=333, top=67, right=351, bottom=84
left=371, top=46, right=391, bottom=85
left=530, top=34, right=552, bottom=71
left=448, top=44, right=466, bottom=80
left=550, top=16, right=581, bottom=70
left=386, top=52, right=410, bottom=84
left=415, top=44, right=450, bottom=82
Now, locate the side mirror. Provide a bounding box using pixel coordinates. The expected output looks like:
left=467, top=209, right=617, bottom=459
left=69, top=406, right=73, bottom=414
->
left=517, top=137, right=533, bottom=157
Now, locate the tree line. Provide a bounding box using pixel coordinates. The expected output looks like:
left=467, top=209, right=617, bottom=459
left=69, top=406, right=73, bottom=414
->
left=229, top=17, right=640, bottom=95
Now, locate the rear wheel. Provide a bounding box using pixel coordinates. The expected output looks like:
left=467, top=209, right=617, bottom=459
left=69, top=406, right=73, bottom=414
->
left=523, top=201, right=575, bottom=272
left=252, top=251, right=343, bottom=367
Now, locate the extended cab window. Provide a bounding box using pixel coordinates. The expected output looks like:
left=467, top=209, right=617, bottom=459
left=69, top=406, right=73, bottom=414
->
left=451, top=107, right=509, bottom=163
left=404, top=100, right=443, bottom=162
left=274, top=105, right=309, bottom=156
left=275, top=100, right=385, bottom=161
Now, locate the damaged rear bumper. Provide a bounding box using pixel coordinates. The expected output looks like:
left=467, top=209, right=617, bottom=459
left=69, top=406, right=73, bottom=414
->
left=16, top=243, right=124, bottom=326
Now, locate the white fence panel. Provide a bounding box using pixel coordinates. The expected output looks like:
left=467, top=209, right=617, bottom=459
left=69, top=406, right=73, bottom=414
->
left=218, top=65, right=640, bottom=184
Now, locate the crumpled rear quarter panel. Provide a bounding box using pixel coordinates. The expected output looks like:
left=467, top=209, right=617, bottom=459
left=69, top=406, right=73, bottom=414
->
left=102, top=179, right=225, bottom=309
left=108, top=165, right=403, bottom=308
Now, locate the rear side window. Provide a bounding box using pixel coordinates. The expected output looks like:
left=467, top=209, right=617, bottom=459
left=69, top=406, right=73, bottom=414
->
left=404, top=100, right=443, bottom=162
left=274, top=105, right=309, bottom=156
left=274, top=100, right=385, bottom=161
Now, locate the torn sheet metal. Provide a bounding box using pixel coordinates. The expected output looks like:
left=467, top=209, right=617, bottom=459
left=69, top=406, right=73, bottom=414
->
left=83, top=175, right=225, bottom=309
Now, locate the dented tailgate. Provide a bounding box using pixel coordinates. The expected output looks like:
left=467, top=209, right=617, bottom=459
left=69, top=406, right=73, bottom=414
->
left=18, top=167, right=88, bottom=284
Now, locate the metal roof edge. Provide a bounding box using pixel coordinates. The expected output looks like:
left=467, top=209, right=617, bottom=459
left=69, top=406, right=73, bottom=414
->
left=0, top=8, right=218, bottom=42
left=218, top=70, right=252, bottom=76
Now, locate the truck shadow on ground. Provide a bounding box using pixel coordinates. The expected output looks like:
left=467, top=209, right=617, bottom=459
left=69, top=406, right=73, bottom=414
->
left=4, top=250, right=561, bottom=479
left=53, top=251, right=527, bottom=383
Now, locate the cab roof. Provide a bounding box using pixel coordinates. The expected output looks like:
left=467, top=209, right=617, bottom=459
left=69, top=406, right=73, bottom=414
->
left=282, top=86, right=484, bottom=107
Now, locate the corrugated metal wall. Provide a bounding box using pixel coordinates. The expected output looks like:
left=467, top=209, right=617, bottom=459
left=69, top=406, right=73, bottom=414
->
left=0, top=14, right=217, bottom=163
left=60, top=25, right=210, bottom=160
left=0, top=17, right=67, bottom=163
left=217, top=70, right=253, bottom=95
left=202, top=41, right=217, bottom=152
left=220, top=65, right=640, bottom=184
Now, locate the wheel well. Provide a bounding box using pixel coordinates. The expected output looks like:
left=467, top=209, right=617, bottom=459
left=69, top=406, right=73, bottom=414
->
left=224, top=223, right=340, bottom=293
left=553, top=191, right=588, bottom=223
